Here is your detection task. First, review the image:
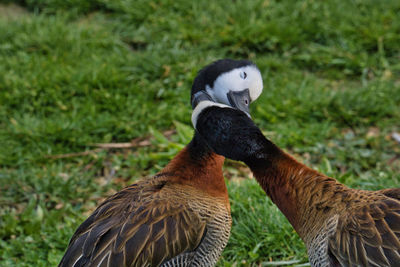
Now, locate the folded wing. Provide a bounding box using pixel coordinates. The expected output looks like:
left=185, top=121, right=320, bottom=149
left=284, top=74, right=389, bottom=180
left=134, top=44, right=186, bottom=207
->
left=59, top=179, right=207, bottom=267
left=328, top=197, right=400, bottom=266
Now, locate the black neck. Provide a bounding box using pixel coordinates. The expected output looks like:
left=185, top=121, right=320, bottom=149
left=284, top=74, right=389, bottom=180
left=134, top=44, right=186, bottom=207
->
left=187, top=132, right=214, bottom=163
left=194, top=104, right=309, bottom=229
left=195, top=105, right=283, bottom=167
left=243, top=137, right=284, bottom=173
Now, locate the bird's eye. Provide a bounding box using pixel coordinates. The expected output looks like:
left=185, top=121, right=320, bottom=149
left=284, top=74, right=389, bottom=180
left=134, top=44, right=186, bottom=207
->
left=240, top=72, right=247, bottom=79
left=244, top=99, right=249, bottom=105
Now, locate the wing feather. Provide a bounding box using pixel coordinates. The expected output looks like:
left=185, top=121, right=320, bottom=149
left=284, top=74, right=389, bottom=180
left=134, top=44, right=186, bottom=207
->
left=59, top=179, right=208, bottom=267
left=328, top=197, right=400, bottom=266
left=379, top=188, right=400, bottom=201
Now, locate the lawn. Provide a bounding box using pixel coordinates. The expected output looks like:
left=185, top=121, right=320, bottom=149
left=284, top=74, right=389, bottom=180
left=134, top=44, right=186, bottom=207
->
left=0, top=0, right=399, bottom=266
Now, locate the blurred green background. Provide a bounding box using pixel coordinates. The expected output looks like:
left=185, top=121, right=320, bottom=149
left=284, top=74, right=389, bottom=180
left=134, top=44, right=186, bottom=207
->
left=0, top=0, right=399, bottom=266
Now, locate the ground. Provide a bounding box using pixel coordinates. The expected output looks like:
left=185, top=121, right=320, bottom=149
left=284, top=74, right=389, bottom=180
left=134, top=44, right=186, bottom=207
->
left=0, top=0, right=399, bottom=266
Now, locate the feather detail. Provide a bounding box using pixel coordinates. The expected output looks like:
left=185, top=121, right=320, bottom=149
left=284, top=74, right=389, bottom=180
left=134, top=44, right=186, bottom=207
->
left=59, top=147, right=231, bottom=267
left=328, top=196, right=400, bottom=266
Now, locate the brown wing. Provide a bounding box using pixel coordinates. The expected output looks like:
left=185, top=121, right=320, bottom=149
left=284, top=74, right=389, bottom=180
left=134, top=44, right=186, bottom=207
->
left=59, top=179, right=207, bottom=267
left=328, top=197, right=400, bottom=266
left=379, top=188, right=400, bottom=201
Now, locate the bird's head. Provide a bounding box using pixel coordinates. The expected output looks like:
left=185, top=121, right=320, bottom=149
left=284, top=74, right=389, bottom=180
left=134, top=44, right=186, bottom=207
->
left=191, top=59, right=263, bottom=116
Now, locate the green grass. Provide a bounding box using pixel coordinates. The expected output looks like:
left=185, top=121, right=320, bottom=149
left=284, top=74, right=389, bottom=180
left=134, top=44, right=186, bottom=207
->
left=1, top=0, right=399, bottom=266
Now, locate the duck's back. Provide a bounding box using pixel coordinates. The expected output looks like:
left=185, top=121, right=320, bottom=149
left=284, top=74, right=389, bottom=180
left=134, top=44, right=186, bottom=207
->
left=303, top=188, right=400, bottom=267
left=59, top=174, right=231, bottom=267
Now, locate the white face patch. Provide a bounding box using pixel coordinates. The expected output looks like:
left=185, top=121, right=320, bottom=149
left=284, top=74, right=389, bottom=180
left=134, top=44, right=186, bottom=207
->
left=191, top=100, right=231, bottom=128
left=206, top=65, right=263, bottom=106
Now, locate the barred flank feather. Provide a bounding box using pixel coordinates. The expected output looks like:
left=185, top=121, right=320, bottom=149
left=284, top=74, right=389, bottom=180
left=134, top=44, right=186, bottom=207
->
left=59, top=147, right=231, bottom=267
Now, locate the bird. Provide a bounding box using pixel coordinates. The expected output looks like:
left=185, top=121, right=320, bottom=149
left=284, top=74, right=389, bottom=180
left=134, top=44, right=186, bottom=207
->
left=192, top=101, right=400, bottom=267
left=59, top=59, right=264, bottom=267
